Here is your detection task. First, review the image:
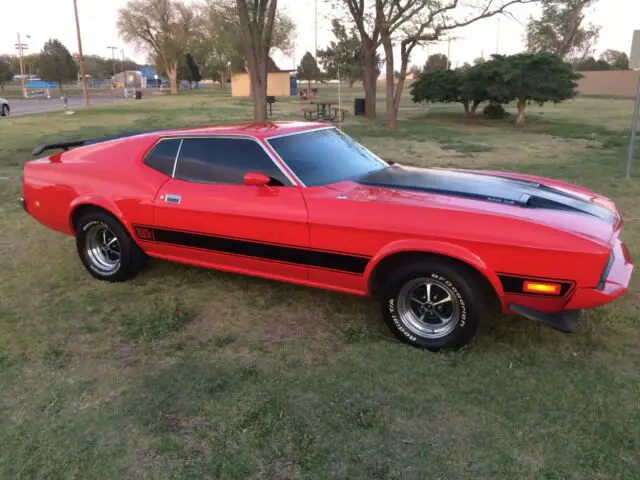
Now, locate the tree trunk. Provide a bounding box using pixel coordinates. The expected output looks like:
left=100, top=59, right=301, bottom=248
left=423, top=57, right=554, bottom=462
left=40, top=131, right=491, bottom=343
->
left=392, top=56, right=410, bottom=123
left=168, top=64, right=178, bottom=94
left=58, top=82, right=64, bottom=95
left=471, top=100, right=481, bottom=116
left=348, top=81, right=353, bottom=99
left=382, top=35, right=397, bottom=129
left=361, top=40, right=377, bottom=119
left=516, top=100, right=526, bottom=127
left=220, top=72, right=227, bottom=89
left=462, top=99, right=470, bottom=115
left=251, top=75, right=267, bottom=121
left=236, top=0, right=275, bottom=122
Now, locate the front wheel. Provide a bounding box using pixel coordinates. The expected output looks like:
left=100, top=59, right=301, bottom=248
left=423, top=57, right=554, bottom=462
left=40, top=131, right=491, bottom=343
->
left=380, top=259, right=486, bottom=351
left=75, top=211, right=147, bottom=282
left=1, top=105, right=8, bottom=117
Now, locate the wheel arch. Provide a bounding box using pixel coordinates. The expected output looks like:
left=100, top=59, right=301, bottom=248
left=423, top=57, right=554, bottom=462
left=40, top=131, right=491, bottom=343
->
left=69, top=197, right=128, bottom=233
left=365, top=240, right=503, bottom=302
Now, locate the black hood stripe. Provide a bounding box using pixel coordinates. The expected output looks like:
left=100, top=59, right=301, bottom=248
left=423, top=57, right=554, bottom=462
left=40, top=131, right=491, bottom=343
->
left=357, top=165, right=615, bottom=223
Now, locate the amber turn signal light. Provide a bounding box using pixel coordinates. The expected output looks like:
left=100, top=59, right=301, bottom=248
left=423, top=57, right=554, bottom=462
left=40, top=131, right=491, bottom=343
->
left=523, top=281, right=561, bottom=295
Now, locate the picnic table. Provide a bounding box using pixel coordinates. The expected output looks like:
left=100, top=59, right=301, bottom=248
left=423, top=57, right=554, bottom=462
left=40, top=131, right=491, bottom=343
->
left=302, top=100, right=347, bottom=122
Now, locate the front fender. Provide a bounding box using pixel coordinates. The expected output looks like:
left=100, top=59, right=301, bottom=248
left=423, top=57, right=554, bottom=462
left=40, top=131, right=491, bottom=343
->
left=364, top=239, right=503, bottom=296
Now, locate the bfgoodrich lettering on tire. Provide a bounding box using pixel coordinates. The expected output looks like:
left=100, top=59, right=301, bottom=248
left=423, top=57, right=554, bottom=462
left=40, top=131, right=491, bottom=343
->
left=75, top=211, right=148, bottom=282
left=380, top=258, right=486, bottom=351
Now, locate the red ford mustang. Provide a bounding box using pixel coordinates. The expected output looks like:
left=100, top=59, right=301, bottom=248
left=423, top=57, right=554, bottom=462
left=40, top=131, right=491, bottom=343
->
left=21, top=121, right=633, bottom=350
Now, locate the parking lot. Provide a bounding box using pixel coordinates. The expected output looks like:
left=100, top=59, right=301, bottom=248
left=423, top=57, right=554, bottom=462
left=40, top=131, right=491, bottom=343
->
left=4, top=91, right=128, bottom=117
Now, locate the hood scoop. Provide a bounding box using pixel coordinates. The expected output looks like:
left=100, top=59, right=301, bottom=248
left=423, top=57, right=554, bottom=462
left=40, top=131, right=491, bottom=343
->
left=357, top=165, right=616, bottom=223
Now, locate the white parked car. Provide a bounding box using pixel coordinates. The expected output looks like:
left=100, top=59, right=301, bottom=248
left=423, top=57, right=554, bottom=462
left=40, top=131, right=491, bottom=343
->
left=0, top=98, right=9, bottom=117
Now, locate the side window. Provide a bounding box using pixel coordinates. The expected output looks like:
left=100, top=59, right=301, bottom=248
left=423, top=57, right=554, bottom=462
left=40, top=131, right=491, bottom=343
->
left=175, top=137, right=290, bottom=186
left=143, top=138, right=181, bottom=177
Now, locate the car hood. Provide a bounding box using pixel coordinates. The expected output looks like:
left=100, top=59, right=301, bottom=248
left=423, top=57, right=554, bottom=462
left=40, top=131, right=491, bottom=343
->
left=331, top=165, right=620, bottom=245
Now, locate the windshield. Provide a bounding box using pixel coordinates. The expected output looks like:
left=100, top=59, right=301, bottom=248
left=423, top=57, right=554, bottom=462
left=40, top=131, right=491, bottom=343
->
left=268, top=128, right=387, bottom=187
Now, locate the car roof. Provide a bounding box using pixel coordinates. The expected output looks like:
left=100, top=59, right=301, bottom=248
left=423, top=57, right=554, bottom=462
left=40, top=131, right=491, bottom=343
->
left=155, top=121, right=331, bottom=140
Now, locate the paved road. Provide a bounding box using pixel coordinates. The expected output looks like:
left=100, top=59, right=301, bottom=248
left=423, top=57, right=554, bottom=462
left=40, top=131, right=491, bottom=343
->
left=6, top=92, right=126, bottom=117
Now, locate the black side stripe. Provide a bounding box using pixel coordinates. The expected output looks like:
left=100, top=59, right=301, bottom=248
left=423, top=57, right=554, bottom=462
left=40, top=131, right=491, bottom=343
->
left=134, top=225, right=370, bottom=275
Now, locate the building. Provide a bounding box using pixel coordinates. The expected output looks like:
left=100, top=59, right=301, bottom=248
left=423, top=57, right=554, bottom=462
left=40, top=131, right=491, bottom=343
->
left=231, top=71, right=297, bottom=97
left=231, top=57, right=297, bottom=97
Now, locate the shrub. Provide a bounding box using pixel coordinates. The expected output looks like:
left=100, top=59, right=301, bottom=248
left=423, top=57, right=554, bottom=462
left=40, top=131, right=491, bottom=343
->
left=483, top=103, right=508, bottom=119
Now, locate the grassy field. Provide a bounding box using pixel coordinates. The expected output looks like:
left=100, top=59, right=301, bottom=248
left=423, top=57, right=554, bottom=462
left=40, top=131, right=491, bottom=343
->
left=1, top=89, right=639, bottom=478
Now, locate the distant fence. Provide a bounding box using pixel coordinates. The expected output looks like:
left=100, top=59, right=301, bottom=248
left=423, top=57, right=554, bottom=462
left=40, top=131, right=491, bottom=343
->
left=577, top=70, right=640, bottom=98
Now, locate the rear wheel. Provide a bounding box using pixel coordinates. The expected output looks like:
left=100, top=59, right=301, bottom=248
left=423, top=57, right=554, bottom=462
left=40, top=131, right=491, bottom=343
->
left=1, top=105, right=8, bottom=117
left=380, top=259, right=486, bottom=351
left=75, top=211, right=147, bottom=282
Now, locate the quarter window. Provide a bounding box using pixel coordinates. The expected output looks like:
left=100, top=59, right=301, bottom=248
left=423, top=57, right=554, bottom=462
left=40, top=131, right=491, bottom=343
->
left=175, top=137, right=290, bottom=186
left=143, top=138, right=181, bottom=177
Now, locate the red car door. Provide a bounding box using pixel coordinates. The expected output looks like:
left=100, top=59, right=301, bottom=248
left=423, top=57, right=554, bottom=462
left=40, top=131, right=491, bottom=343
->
left=140, top=136, right=310, bottom=281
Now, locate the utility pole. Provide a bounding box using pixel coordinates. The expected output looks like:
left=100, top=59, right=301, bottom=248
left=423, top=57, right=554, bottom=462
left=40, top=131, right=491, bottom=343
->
left=107, top=46, right=117, bottom=90
left=447, top=38, right=452, bottom=69
left=495, top=17, right=501, bottom=54
left=314, top=0, right=318, bottom=59
left=121, top=49, right=127, bottom=96
left=14, top=33, right=29, bottom=99
left=73, top=0, right=90, bottom=107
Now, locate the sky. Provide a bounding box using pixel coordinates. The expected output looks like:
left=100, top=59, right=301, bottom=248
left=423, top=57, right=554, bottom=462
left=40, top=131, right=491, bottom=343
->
left=0, top=0, right=637, bottom=71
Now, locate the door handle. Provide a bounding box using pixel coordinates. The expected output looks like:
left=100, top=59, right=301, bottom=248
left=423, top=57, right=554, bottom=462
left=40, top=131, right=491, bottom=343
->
left=164, top=194, right=181, bottom=205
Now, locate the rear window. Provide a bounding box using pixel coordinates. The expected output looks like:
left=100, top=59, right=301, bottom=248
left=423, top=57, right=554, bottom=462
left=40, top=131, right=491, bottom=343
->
left=143, top=139, right=181, bottom=177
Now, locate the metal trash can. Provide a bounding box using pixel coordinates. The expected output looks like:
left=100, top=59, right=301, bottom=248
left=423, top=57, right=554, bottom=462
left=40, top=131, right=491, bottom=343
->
left=135, top=91, right=143, bottom=100
left=354, top=98, right=365, bottom=116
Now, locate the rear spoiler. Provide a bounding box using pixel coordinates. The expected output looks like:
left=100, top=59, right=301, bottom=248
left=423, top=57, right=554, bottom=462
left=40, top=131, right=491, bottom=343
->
left=31, top=128, right=177, bottom=157
left=32, top=141, right=87, bottom=156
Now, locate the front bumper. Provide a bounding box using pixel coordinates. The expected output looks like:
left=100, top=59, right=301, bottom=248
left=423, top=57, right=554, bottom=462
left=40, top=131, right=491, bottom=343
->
left=565, top=238, right=633, bottom=310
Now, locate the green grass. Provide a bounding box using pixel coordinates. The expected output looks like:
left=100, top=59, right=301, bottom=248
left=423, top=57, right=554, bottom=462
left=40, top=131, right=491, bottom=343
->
left=1, top=87, right=640, bottom=478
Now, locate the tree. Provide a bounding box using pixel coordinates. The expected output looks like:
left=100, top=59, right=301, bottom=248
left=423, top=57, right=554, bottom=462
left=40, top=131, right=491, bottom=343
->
left=196, top=1, right=244, bottom=88
left=525, top=0, right=599, bottom=59
left=333, top=0, right=536, bottom=128
left=408, top=64, right=422, bottom=77
left=599, top=49, right=629, bottom=70
left=411, top=58, right=508, bottom=116
left=10, top=54, right=41, bottom=78
left=82, top=55, right=112, bottom=80
left=318, top=19, right=379, bottom=98
left=236, top=0, right=279, bottom=121
left=39, top=39, right=79, bottom=94
left=193, top=0, right=294, bottom=90
left=410, top=69, right=461, bottom=104
left=0, top=56, right=13, bottom=92
left=498, top=52, right=581, bottom=127
left=297, top=51, right=320, bottom=90
left=117, top=0, right=197, bottom=94
left=177, top=53, right=201, bottom=88
left=424, top=54, right=449, bottom=73
left=186, top=53, right=201, bottom=86
left=459, top=57, right=511, bottom=115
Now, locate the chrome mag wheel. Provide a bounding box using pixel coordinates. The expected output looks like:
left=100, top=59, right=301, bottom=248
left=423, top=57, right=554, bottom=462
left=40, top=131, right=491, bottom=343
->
left=84, top=223, right=121, bottom=273
left=397, top=277, right=461, bottom=339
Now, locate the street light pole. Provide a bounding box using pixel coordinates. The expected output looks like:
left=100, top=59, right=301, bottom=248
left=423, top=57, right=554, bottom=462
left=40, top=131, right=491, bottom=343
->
left=73, top=0, right=90, bottom=107
left=107, top=46, right=117, bottom=89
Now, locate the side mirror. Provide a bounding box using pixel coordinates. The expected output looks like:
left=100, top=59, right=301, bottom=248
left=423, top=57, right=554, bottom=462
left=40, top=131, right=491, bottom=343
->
left=244, top=172, right=271, bottom=187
